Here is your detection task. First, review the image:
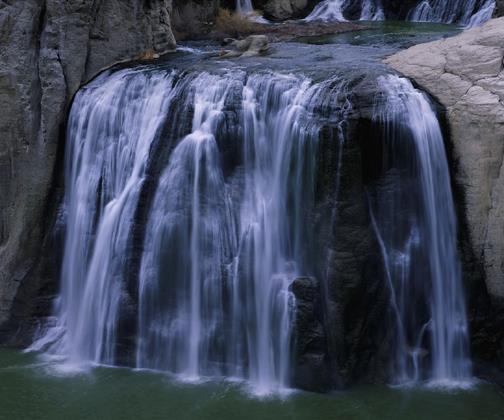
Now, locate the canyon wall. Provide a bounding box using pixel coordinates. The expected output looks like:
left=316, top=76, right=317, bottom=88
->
left=0, top=0, right=175, bottom=336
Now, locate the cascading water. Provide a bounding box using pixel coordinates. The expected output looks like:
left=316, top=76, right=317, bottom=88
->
left=236, top=0, right=253, bottom=13
left=408, top=0, right=495, bottom=26
left=28, top=69, right=178, bottom=365
left=305, top=0, right=385, bottom=21
left=467, top=0, right=496, bottom=27
left=305, top=0, right=348, bottom=21
left=369, top=75, right=471, bottom=386
left=31, top=67, right=336, bottom=394
left=306, top=0, right=493, bottom=24
left=29, top=44, right=474, bottom=392
left=360, top=0, right=385, bottom=21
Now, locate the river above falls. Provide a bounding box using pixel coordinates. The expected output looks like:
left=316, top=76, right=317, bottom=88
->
left=146, top=21, right=461, bottom=80
left=1, top=349, right=504, bottom=420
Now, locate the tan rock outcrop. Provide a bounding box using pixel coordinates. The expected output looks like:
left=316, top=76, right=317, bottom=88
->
left=386, top=18, right=504, bottom=299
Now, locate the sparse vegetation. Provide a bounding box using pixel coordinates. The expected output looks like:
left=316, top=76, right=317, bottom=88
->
left=135, top=50, right=159, bottom=61
left=215, top=9, right=261, bottom=38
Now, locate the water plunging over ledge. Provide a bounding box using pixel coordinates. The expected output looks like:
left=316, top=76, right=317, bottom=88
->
left=236, top=0, right=253, bottom=14
left=369, top=75, right=471, bottom=386
left=305, top=0, right=495, bottom=26
left=28, top=22, right=474, bottom=394
left=305, top=0, right=349, bottom=21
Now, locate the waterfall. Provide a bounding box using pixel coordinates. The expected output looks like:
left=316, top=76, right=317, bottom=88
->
left=29, top=58, right=474, bottom=391
left=31, top=68, right=332, bottom=394
left=360, top=0, right=385, bottom=21
left=28, top=69, right=178, bottom=365
left=370, top=75, right=471, bottom=386
left=408, top=0, right=495, bottom=26
left=305, top=0, right=348, bottom=21
left=236, top=0, right=254, bottom=13
left=306, top=0, right=385, bottom=22
left=467, top=0, right=496, bottom=27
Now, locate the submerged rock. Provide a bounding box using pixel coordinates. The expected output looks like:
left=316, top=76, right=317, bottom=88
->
left=220, top=35, right=270, bottom=57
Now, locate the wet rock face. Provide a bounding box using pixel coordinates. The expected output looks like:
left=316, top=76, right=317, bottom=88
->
left=320, top=114, right=392, bottom=388
left=380, top=0, right=422, bottom=19
left=0, top=0, right=176, bottom=338
left=290, top=277, right=329, bottom=391
left=495, top=0, right=504, bottom=17
left=287, top=76, right=396, bottom=390
left=220, top=35, right=269, bottom=57
left=386, top=16, right=504, bottom=376
left=172, top=0, right=221, bottom=38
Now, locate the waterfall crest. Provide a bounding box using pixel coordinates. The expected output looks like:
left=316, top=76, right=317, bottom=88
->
left=369, top=75, right=471, bottom=386
left=408, top=0, right=495, bottom=26
left=31, top=68, right=334, bottom=395
left=305, top=0, right=494, bottom=25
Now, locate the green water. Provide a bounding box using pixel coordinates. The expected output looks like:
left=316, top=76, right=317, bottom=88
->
left=3, top=21, right=501, bottom=420
left=1, top=350, right=503, bottom=420
left=297, top=21, right=461, bottom=50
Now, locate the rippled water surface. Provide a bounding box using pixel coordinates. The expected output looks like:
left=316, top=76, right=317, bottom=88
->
left=1, top=350, right=504, bottom=420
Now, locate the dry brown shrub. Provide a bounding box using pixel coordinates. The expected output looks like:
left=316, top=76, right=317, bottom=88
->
left=135, top=50, right=158, bottom=61
left=215, top=9, right=261, bottom=38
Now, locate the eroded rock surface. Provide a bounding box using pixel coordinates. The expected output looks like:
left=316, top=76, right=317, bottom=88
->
left=386, top=18, right=504, bottom=300
left=386, top=17, right=504, bottom=376
left=0, top=0, right=175, bottom=333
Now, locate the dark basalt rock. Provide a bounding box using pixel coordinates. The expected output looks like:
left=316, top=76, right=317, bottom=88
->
left=495, top=0, right=504, bottom=17
left=290, top=277, right=329, bottom=391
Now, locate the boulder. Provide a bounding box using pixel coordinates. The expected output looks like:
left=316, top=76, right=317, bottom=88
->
left=220, top=35, right=269, bottom=57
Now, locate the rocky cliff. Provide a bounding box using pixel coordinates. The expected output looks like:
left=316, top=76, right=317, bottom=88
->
left=0, top=0, right=175, bottom=335
left=496, top=0, right=504, bottom=17
left=386, top=17, right=504, bottom=374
